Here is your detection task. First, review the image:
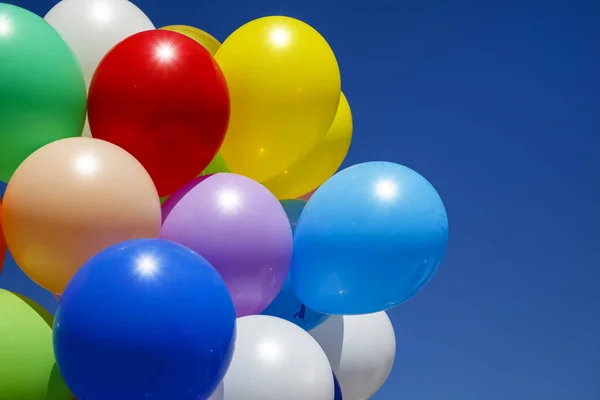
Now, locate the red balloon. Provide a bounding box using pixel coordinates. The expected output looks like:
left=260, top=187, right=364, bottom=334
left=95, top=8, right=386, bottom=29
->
left=88, top=30, right=230, bottom=196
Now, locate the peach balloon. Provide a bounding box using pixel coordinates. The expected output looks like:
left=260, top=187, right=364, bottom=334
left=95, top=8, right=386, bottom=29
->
left=2, top=137, right=161, bottom=294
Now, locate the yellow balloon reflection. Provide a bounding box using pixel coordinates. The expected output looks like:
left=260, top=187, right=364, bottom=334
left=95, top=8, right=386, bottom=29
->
left=160, top=25, right=221, bottom=56
left=215, top=16, right=341, bottom=182
left=261, top=92, right=352, bottom=200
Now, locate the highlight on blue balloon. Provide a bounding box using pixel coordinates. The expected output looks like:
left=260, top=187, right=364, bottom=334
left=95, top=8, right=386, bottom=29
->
left=291, top=161, right=449, bottom=315
left=53, top=238, right=237, bottom=400
left=262, top=200, right=329, bottom=331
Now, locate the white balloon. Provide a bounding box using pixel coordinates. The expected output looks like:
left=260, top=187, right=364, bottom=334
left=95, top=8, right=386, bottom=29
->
left=221, top=315, right=334, bottom=400
left=44, top=0, right=155, bottom=86
left=310, top=312, right=396, bottom=400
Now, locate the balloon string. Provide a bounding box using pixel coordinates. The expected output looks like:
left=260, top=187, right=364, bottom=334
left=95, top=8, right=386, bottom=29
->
left=293, top=304, right=307, bottom=320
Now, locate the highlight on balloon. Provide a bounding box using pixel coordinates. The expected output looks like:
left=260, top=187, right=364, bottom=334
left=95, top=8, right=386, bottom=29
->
left=0, top=1, right=449, bottom=399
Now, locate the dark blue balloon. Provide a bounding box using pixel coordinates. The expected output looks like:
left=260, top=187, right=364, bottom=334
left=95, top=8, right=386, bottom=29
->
left=334, top=372, right=343, bottom=400
left=262, top=200, right=329, bottom=331
left=53, top=238, right=236, bottom=400
left=292, top=162, right=448, bottom=315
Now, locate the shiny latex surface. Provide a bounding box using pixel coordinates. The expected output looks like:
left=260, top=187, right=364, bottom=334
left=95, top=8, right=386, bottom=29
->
left=2, top=137, right=161, bottom=294
left=161, top=173, right=293, bottom=317
left=292, top=161, right=449, bottom=315
left=53, top=239, right=237, bottom=400
left=261, top=200, right=329, bottom=331
left=220, top=315, right=334, bottom=400
left=262, top=92, right=353, bottom=200
left=88, top=29, right=230, bottom=197
left=0, top=290, right=72, bottom=400
left=0, top=3, right=87, bottom=182
left=44, top=0, right=155, bottom=86
left=215, top=16, right=341, bottom=182
left=311, top=313, right=396, bottom=400
left=160, top=25, right=221, bottom=56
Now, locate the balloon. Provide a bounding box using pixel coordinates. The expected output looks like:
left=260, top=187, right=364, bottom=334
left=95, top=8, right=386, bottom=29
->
left=0, top=290, right=72, bottom=400
left=220, top=315, right=334, bottom=400
left=292, top=161, right=449, bottom=314
left=310, top=313, right=396, bottom=400
left=2, top=137, right=161, bottom=294
left=161, top=173, right=293, bottom=316
left=334, top=373, right=343, bottom=400
left=160, top=25, right=221, bottom=56
left=0, top=3, right=87, bottom=182
left=88, top=30, right=230, bottom=196
left=262, top=92, right=353, bottom=200
left=215, top=16, right=341, bottom=182
left=0, top=201, right=5, bottom=274
left=44, top=0, right=155, bottom=86
left=262, top=200, right=329, bottom=331
left=53, top=239, right=237, bottom=400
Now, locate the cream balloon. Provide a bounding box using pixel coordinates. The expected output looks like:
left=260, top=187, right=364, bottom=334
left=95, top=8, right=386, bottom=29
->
left=310, top=313, right=396, bottom=400
left=2, top=137, right=161, bottom=295
left=221, top=315, right=334, bottom=400
left=44, top=0, right=155, bottom=86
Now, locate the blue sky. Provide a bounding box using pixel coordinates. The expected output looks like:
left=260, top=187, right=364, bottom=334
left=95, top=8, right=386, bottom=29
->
left=2, top=0, right=599, bottom=399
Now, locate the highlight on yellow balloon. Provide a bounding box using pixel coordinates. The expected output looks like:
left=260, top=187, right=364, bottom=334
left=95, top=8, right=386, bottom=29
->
left=261, top=92, right=353, bottom=200
left=160, top=25, right=221, bottom=56
left=215, top=16, right=341, bottom=182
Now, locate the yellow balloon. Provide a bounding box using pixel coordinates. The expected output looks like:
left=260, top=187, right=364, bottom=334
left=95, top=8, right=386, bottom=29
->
left=262, top=92, right=353, bottom=199
left=215, top=16, right=341, bottom=182
left=160, top=25, right=221, bottom=56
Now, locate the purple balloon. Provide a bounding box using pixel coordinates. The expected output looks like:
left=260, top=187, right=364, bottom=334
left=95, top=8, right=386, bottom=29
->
left=160, top=173, right=293, bottom=317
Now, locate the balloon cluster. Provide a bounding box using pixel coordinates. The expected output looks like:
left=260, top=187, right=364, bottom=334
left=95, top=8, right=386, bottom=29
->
left=0, top=1, right=449, bottom=400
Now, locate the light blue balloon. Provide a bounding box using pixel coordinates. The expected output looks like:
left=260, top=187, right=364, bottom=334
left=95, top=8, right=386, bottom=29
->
left=291, top=161, right=448, bottom=315
left=261, top=200, right=329, bottom=331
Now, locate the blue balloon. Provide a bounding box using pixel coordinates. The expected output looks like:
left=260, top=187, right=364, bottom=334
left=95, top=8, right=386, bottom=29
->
left=334, top=372, right=343, bottom=400
left=262, top=200, right=329, bottom=331
left=53, top=238, right=237, bottom=400
left=292, top=162, right=448, bottom=315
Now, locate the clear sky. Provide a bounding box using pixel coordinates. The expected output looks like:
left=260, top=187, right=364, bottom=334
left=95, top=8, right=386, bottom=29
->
left=2, top=0, right=599, bottom=399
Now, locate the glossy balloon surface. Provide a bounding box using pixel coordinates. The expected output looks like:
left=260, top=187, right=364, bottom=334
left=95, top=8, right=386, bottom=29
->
left=220, top=315, right=334, bottom=400
left=262, top=200, right=329, bottom=331
left=45, top=0, right=155, bottom=86
left=54, top=239, right=237, bottom=400
left=311, top=313, right=396, bottom=400
left=0, top=290, right=72, bottom=400
left=160, top=25, right=220, bottom=56
left=88, top=30, right=230, bottom=196
left=262, top=92, right=353, bottom=200
left=292, top=161, right=449, bottom=314
left=216, top=16, right=341, bottom=182
left=0, top=3, right=87, bottom=182
left=161, top=173, right=293, bottom=316
left=2, top=137, right=161, bottom=294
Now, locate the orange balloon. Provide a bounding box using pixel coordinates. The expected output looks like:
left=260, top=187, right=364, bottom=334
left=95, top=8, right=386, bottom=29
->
left=0, top=201, right=5, bottom=275
left=2, top=137, right=161, bottom=294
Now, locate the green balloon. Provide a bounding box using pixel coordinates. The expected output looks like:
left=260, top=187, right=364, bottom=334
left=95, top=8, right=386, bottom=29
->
left=201, top=152, right=231, bottom=176
left=0, top=289, right=72, bottom=399
left=0, top=3, right=87, bottom=182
